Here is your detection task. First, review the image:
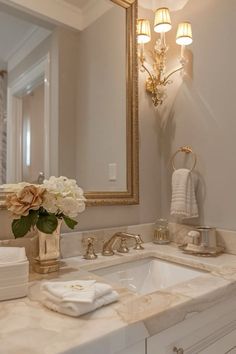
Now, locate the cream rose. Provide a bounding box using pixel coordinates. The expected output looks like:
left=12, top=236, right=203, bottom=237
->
left=6, top=185, right=45, bottom=217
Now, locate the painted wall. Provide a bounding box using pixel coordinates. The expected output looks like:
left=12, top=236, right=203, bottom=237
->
left=160, top=0, right=236, bottom=230
left=76, top=6, right=127, bottom=192
left=71, top=5, right=161, bottom=232
left=57, top=27, right=78, bottom=180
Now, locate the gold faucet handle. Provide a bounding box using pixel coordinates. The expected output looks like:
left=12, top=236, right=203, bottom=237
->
left=134, top=235, right=144, bottom=250
left=117, top=237, right=129, bottom=253
left=83, top=237, right=98, bottom=260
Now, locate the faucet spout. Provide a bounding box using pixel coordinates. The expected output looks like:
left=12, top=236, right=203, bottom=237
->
left=102, top=232, right=144, bottom=256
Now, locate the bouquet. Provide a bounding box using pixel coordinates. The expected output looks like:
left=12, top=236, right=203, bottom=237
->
left=4, top=176, right=86, bottom=238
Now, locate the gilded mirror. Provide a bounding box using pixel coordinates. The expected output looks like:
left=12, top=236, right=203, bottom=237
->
left=0, top=0, right=139, bottom=207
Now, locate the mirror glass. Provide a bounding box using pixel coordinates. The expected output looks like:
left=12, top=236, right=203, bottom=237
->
left=0, top=0, right=136, bottom=202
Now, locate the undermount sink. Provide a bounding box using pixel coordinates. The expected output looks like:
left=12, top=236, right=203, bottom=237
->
left=93, top=257, right=204, bottom=295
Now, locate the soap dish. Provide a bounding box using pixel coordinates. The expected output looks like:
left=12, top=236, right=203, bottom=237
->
left=179, top=244, right=224, bottom=257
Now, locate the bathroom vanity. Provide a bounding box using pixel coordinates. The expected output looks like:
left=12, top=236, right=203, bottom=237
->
left=1, top=243, right=236, bottom=354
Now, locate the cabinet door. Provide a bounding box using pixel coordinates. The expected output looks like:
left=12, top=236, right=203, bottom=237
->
left=148, top=328, right=236, bottom=354
left=147, top=298, right=236, bottom=354
left=199, top=329, right=236, bottom=354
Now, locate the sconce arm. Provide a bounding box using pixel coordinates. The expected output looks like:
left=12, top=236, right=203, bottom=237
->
left=162, top=66, right=184, bottom=86
left=141, top=63, right=156, bottom=87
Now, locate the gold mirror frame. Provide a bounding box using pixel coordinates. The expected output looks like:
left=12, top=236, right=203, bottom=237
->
left=85, top=0, right=139, bottom=206
left=0, top=0, right=139, bottom=209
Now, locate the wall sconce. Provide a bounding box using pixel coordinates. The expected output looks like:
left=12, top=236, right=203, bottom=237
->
left=137, top=8, right=193, bottom=106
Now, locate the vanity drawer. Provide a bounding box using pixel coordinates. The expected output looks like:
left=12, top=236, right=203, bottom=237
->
left=147, top=297, right=236, bottom=354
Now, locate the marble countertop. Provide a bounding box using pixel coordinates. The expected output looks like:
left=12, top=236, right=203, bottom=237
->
left=2, top=243, right=236, bottom=354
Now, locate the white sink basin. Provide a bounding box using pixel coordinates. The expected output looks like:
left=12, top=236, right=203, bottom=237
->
left=93, top=257, right=204, bottom=295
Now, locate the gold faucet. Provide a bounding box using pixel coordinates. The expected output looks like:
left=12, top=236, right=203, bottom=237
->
left=102, top=232, right=144, bottom=256
left=83, top=238, right=98, bottom=260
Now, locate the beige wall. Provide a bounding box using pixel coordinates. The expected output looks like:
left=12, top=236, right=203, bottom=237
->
left=160, top=0, right=236, bottom=230
left=76, top=6, right=127, bottom=192
left=64, top=5, right=161, bottom=232
left=57, top=27, right=78, bottom=179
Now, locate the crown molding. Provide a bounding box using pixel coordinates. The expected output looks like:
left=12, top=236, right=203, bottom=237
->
left=0, top=0, right=114, bottom=31
left=0, top=0, right=83, bottom=30
left=7, top=27, right=51, bottom=71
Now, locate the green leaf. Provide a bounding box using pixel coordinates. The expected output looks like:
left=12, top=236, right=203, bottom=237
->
left=63, top=215, right=78, bottom=230
left=28, top=210, right=38, bottom=226
left=36, top=214, right=58, bottom=234
left=12, top=216, right=32, bottom=238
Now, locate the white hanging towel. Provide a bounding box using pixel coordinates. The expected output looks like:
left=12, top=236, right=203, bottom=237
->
left=170, top=168, right=198, bottom=219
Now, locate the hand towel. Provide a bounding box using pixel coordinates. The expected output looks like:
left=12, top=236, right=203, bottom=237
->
left=42, top=290, right=119, bottom=317
left=170, top=168, right=198, bottom=219
left=41, top=280, right=113, bottom=304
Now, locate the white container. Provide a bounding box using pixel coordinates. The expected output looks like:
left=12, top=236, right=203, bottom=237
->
left=0, top=283, right=28, bottom=301
left=0, top=247, right=29, bottom=301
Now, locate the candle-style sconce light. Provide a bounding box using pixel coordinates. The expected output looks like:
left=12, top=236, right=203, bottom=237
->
left=137, top=8, right=193, bottom=107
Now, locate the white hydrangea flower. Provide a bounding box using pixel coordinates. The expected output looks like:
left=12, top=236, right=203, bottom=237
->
left=42, top=176, right=86, bottom=218
left=42, top=191, right=59, bottom=214
left=57, top=196, right=85, bottom=218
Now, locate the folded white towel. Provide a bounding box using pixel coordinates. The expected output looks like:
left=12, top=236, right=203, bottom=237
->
left=41, top=280, right=113, bottom=304
left=42, top=290, right=119, bottom=317
left=40, top=280, right=119, bottom=317
left=170, top=168, right=198, bottom=219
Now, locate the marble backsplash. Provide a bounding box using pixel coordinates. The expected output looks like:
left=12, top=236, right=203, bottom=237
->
left=1, top=222, right=236, bottom=262
left=60, top=223, right=155, bottom=258
left=58, top=222, right=236, bottom=258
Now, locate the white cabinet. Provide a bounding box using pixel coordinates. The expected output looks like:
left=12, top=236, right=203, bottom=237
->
left=147, top=297, right=236, bottom=354
left=117, top=341, right=145, bottom=354
left=200, top=329, right=236, bottom=354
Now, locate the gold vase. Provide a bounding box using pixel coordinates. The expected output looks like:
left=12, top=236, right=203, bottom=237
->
left=33, top=219, right=62, bottom=274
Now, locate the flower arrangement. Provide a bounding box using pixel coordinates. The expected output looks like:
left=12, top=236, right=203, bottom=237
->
left=4, top=176, right=86, bottom=238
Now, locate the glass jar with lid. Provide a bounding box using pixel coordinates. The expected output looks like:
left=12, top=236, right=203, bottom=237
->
left=153, top=219, right=170, bottom=244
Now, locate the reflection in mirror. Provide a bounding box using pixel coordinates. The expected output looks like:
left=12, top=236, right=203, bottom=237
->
left=0, top=0, right=138, bottom=206
left=77, top=4, right=126, bottom=192
left=22, top=83, right=44, bottom=183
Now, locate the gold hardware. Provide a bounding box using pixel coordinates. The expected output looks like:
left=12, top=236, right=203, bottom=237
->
left=117, top=237, right=129, bottom=253
left=137, top=9, right=193, bottom=106
left=173, top=347, right=184, bottom=354
left=171, top=146, right=197, bottom=172
left=83, top=238, right=98, bottom=260
left=102, top=232, right=144, bottom=256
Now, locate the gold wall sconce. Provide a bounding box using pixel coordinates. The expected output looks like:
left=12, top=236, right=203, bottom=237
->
left=137, top=8, right=193, bottom=106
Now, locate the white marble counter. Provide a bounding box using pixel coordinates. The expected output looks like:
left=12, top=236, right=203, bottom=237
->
left=1, top=243, right=236, bottom=354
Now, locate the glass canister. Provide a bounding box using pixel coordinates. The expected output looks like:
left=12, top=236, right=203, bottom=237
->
left=153, top=219, right=170, bottom=244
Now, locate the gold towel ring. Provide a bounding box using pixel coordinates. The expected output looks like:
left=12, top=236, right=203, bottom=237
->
left=171, top=146, right=197, bottom=172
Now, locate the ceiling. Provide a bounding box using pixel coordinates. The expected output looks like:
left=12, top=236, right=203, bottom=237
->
left=139, top=0, right=190, bottom=11
left=0, top=9, right=51, bottom=66
left=65, top=0, right=89, bottom=9
left=62, top=0, right=113, bottom=29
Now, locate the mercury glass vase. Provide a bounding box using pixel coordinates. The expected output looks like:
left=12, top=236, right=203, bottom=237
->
left=33, top=219, right=62, bottom=274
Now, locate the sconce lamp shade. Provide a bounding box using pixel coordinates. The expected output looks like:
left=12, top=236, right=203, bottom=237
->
left=137, top=19, right=151, bottom=43
left=176, top=22, right=193, bottom=45
left=154, top=7, right=172, bottom=33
